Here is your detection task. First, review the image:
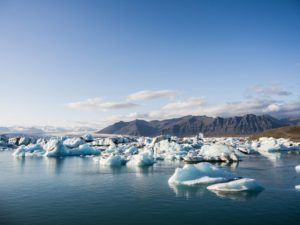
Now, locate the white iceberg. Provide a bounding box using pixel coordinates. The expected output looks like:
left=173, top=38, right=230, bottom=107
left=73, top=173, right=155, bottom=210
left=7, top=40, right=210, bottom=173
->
left=295, top=185, right=300, bottom=191
left=44, top=139, right=68, bottom=157
left=168, top=162, right=238, bottom=185
left=124, top=146, right=139, bottom=155
left=13, top=144, right=45, bottom=157
left=100, top=154, right=125, bottom=167
left=63, top=137, right=85, bottom=148
left=207, top=178, right=263, bottom=192
left=128, top=150, right=155, bottom=167
left=295, top=165, right=300, bottom=172
left=69, top=144, right=101, bottom=156
left=199, top=144, right=240, bottom=162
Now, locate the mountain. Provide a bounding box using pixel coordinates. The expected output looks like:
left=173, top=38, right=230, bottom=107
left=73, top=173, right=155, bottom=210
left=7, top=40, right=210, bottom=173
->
left=98, top=114, right=288, bottom=137
left=250, top=125, right=300, bottom=142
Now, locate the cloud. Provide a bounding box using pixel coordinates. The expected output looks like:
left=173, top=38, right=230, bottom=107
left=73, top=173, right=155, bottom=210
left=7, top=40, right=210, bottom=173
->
left=102, top=98, right=300, bottom=126
left=251, top=84, right=292, bottom=96
left=127, top=90, right=177, bottom=101
left=163, top=97, right=206, bottom=110
left=66, top=98, right=138, bottom=111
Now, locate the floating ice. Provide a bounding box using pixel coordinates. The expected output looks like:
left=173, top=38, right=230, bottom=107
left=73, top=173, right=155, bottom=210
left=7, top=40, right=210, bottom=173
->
left=207, top=178, right=263, bottom=192
left=128, top=150, right=155, bottom=167
left=199, top=144, right=240, bottom=162
left=168, top=163, right=238, bottom=186
left=124, top=146, right=139, bottom=155
left=295, top=165, right=300, bottom=172
left=69, top=144, right=100, bottom=156
left=100, top=154, right=125, bottom=167
left=295, top=185, right=300, bottom=191
left=44, top=139, right=68, bottom=157
left=63, top=137, right=85, bottom=148
left=13, top=144, right=45, bottom=157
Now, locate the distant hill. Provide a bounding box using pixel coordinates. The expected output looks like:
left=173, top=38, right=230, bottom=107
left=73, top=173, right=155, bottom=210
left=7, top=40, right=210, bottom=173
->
left=250, top=125, right=300, bottom=142
left=98, top=114, right=288, bottom=137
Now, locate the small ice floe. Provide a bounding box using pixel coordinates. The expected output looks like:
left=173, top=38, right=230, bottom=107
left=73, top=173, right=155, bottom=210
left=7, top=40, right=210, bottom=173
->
left=295, top=185, right=300, bottom=191
left=63, top=137, right=85, bottom=148
left=207, top=178, right=264, bottom=192
left=99, top=154, right=126, bottom=167
left=295, top=165, right=300, bottom=172
left=127, top=150, right=155, bottom=167
left=183, top=151, right=204, bottom=164
left=13, top=144, right=45, bottom=157
left=168, top=162, right=238, bottom=186
left=199, top=144, right=240, bottom=162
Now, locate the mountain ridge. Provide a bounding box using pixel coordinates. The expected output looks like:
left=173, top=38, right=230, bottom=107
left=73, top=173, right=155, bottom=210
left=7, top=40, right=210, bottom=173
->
left=98, top=114, right=289, bottom=137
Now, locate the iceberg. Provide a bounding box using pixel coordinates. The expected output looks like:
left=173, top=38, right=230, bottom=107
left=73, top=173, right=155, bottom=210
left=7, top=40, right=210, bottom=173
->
left=44, top=139, right=68, bottom=157
left=100, top=154, right=125, bottom=167
left=295, top=165, right=300, bottom=172
left=295, top=185, right=300, bottom=191
left=168, top=162, right=238, bottom=186
left=199, top=144, right=240, bottom=162
left=207, top=178, right=263, bottom=192
left=127, top=150, right=155, bottom=167
left=68, top=144, right=101, bottom=156
left=13, top=144, right=45, bottom=157
left=63, top=137, right=85, bottom=148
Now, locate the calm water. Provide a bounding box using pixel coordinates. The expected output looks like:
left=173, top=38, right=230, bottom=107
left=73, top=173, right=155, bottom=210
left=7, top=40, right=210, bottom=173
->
left=0, top=151, right=300, bottom=225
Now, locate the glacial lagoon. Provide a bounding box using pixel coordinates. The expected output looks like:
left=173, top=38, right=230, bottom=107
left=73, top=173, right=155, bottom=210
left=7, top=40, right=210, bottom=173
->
left=1, top=151, right=300, bottom=225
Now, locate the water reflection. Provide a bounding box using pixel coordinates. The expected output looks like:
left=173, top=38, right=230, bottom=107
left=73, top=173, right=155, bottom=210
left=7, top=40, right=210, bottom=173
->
left=169, top=183, right=207, bottom=198
left=208, top=189, right=263, bottom=201
left=45, top=157, right=65, bottom=175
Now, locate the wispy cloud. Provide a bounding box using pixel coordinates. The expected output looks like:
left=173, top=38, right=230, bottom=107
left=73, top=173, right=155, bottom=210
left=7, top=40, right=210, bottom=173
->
left=163, top=97, right=206, bottom=110
left=127, top=90, right=177, bottom=101
left=103, top=98, right=300, bottom=126
left=66, top=98, right=138, bottom=111
left=250, top=84, right=292, bottom=96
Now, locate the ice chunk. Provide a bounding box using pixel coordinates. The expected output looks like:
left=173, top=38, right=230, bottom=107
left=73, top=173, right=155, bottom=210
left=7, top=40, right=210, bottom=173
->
left=199, top=144, right=239, bottom=162
left=82, top=134, right=94, bottom=142
left=207, top=178, right=263, bottom=192
left=168, top=162, right=238, bottom=186
left=124, top=146, right=139, bottom=155
left=44, top=139, right=68, bottom=157
left=295, top=185, right=300, bottom=191
left=128, top=150, right=155, bottom=167
left=100, top=154, right=125, bottom=167
left=13, top=144, right=45, bottom=157
left=69, top=144, right=101, bottom=156
left=295, top=165, right=300, bottom=172
left=63, top=137, right=85, bottom=148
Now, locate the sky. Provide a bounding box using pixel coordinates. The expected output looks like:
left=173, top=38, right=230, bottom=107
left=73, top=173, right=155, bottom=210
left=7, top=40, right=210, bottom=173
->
left=0, top=0, right=299, bottom=128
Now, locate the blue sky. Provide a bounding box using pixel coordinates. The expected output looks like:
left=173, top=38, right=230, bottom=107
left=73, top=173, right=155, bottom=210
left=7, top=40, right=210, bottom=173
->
left=0, top=0, right=299, bottom=128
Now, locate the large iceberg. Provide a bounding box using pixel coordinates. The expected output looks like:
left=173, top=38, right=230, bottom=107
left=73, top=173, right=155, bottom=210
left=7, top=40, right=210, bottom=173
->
left=207, top=178, right=263, bottom=192
left=168, top=163, right=238, bottom=185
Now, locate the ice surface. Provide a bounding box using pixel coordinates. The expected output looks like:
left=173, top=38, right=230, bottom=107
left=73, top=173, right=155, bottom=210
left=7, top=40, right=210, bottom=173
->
left=207, top=178, right=263, bottom=192
left=13, top=144, right=45, bottom=157
left=100, top=154, right=124, bottom=167
left=63, top=137, right=85, bottom=148
left=168, top=162, right=237, bottom=185
left=127, top=150, right=155, bottom=167
left=124, top=146, right=139, bottom=155
left=199, top=144, right=239, bottom=162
